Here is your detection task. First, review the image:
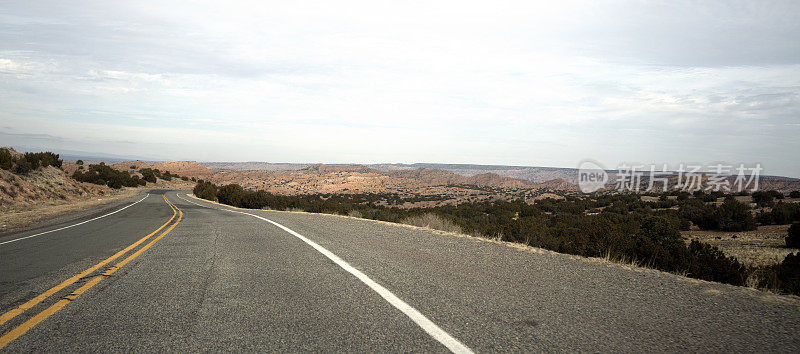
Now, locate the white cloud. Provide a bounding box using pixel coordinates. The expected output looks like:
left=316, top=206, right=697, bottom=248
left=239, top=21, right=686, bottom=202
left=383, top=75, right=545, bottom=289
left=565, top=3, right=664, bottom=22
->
left=0, top=0, right=799, bottom=176
left=0, top=58, right=20, bottom=71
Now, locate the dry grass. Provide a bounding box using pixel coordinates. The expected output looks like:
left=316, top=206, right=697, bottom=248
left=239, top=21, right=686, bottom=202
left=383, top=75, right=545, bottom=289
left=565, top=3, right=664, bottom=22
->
left=346, top=209, right=364, bottom=218
left=599, top=249, right=649, bottom=269
left=399, top=213, right=464, bottom=234
left=682, top=224, right=795, bottom=268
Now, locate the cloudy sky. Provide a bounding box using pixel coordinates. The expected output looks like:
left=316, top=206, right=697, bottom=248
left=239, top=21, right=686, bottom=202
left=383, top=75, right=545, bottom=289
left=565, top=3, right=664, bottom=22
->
left=1, top=1, right=799, bottom=176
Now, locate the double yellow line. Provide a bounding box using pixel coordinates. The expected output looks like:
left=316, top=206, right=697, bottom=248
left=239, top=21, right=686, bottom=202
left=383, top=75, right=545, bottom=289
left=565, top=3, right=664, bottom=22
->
left=0, top=194, right=183, bottom=349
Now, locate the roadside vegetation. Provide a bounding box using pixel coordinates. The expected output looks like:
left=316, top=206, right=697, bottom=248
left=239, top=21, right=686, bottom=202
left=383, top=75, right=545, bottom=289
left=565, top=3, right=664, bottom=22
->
left=193, top=181, right=218, bottom=201
left=194, top=180, right=800, bottom=293
left=71, top=163, right=186, bottom=189
left=72, top=163, right=146, bottom=189
left=0, top=149, right=62, bottom=174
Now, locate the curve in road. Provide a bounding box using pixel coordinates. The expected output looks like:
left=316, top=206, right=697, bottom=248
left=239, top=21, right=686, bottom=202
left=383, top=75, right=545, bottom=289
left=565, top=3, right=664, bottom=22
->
left=0, top=192, right=183, bottom=349
left=1, top=190, right=799, bottom=352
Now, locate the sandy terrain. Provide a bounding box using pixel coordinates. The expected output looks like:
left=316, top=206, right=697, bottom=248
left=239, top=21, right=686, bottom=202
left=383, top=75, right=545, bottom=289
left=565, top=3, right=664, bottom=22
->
left=152, top=161, right=213, bottom=177
left=196, top=164, right=578, bottom=207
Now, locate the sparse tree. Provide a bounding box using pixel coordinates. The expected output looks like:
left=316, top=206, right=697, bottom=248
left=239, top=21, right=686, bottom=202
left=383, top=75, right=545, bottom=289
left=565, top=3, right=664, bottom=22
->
left=716, top=197, right=757, bottom=232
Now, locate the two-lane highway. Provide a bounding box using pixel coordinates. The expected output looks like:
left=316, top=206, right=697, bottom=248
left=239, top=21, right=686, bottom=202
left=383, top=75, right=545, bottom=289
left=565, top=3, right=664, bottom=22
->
left=2, top=190, right=800, bottom=352
left=0, top=190, right=183, bottom=349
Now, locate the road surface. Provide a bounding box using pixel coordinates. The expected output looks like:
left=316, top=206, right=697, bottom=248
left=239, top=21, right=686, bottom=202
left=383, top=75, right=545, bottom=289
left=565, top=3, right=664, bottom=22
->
left=1, top=189, right=799, bottom=352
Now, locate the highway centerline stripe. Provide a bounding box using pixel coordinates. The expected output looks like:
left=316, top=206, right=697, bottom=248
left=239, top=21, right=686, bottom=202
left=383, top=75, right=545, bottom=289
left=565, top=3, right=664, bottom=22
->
left=178, top=193, right=473, bottom=354
left=0, top=194, right=150, bottom=246
left=0, top=194, right=183, bottom=349
left=0, top=194, right=176, bottom=327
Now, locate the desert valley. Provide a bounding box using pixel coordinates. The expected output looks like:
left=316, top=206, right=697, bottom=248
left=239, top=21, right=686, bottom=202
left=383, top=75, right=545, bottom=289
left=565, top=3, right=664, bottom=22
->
left=4, top=147, right=800, bottom=279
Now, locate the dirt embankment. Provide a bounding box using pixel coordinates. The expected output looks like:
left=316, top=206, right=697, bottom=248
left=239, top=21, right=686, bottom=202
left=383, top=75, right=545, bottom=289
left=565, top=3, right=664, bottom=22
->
left=1, top=149, right=195, bottom=233
left=0, top=166, right=112, bottom=211
left=0, top=187, right=142, bottom=234
left=0, top=165, right=142, bottom=233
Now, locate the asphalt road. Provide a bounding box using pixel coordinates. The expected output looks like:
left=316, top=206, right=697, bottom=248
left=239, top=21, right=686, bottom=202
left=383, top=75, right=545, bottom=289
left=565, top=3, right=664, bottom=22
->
left=1, top=189, right=799, bottom=352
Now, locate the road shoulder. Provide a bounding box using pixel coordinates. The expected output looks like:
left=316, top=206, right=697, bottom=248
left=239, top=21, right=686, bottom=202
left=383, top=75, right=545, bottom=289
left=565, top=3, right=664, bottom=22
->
left=0, top=188, right=152, bottom=238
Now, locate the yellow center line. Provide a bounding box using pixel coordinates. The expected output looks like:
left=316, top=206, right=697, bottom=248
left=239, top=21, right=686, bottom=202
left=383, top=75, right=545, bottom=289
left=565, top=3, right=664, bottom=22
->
left=0, top=194, right=177, bottom=327
left=0, top=194, right=184, bottom=349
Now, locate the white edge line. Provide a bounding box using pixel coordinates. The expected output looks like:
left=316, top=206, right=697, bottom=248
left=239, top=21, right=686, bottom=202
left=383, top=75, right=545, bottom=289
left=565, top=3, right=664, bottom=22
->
left=176, top=193, right=473, bottom=354
left=0, top=194, right=150, bottom=246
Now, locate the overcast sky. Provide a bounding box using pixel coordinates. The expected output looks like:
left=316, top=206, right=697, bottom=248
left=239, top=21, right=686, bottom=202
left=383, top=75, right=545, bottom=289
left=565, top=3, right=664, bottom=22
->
left=1, top=1, right=799, bottom=176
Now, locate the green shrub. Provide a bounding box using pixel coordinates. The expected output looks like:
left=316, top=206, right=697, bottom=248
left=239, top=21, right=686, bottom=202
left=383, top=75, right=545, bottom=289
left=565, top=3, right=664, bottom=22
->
left=759, top=252, right=800, bottom=295
left=0, top=150, right=13, bottom=170
left=0, top=150, right=62, bottom=173
left=679, top=197, right=756, bottom=231
left=217, top=184, right=244, bottom=206
left=140, top=168, right=157, bottom=183
left=240, top=190, right=271, bottom=209
left=716, top=197, right=757, bottom=232
left=752, top=190, right=784, bottom=206
left=24, top=152, right=62, bottom=169
left=193, top=181, right=217, bottom=201
left=13, top=159, right=32, bottom=174
left=76, top=160, right=84, bottom=165
left=679, top=199, right=718, bottom=229
left=686, top=241, right=748, bottom=285
left=757, top=202, right=800, bottom=225
left=791, top=191, right=800, bottom=199
left=787, top=223, right=800, bottom=248
left=72, top=164, right=143, bottom=189
left=770, top=202, right=800, bottom=225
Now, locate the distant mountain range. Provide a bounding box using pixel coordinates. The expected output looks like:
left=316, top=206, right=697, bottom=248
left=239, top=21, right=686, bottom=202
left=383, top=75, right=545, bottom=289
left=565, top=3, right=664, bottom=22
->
left=203, top=162, right=582, bottom=183
left=199, top=162, right=800, bottom=193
